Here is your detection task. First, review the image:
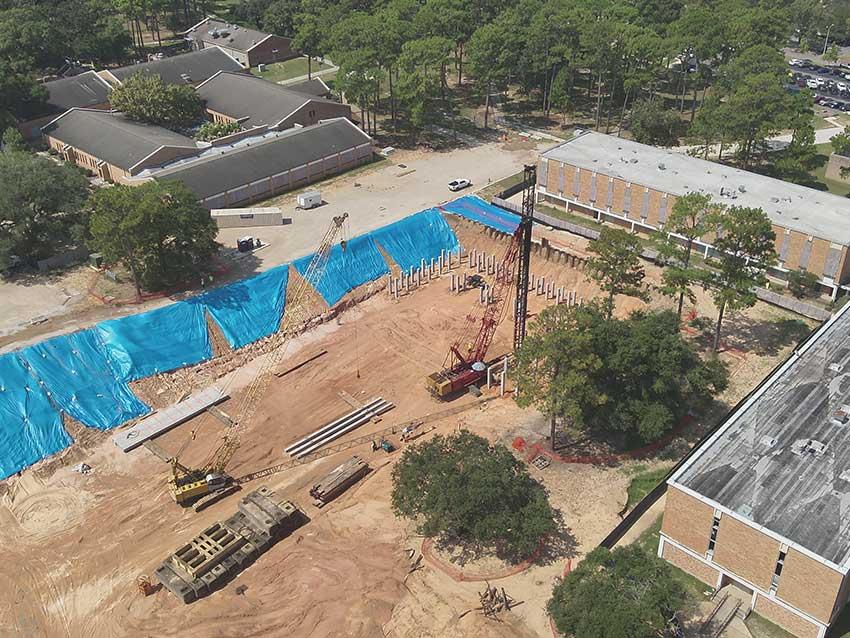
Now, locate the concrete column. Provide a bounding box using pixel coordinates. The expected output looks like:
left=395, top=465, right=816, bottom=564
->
left=487, top=365, right=493, bottom=388
left=439, top=253, right=444, bottom=274
left=479, top=286, right=485, bottom=304
left=430, top=258, right=435, bottom=279
left=394, top=280, right=400, bottom=300
left=500, top=371, right=506, bottom=396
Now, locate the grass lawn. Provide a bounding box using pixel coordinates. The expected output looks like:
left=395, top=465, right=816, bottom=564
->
left=251, top=57, right=334, bottom=83
left=809, top=142, right=850, bottom=197
left=477, top=170, right=525, bottom=200
left=623, top=465, right=673, bottom=510
left=814, top=115, right=836, bottom=130
left=746, top=613, right=797, bottom=638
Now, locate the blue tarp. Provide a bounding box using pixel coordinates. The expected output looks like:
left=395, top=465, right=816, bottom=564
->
left=294, top=234, right=389, bottom=307
left=0, top=353, right=71, bottom=480
left=441, top=195, right=520, bottom=234
left=370, top=208, right=460, bottom=272
left=20, top=329, right=150, bottom=430
left=196, top=264, right=289, bottom=349
left=97, top=301, right=212, bottom=382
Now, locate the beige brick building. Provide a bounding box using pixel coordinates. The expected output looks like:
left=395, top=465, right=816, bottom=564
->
left=538, top=131, right=850, bottom=299
left=659, top=302, right=850, bottom=637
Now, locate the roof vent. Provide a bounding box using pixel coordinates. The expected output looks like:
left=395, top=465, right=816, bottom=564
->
left=791, top=439, right=828, bottom=456
left=770, top=197, right=780, bottom=203
left=630, top=158, right=638, bottom=163
left=180, top=73, right=191, bottom=82
left=760, top=435, right=778, bottom=447
left=738, top=185, right=746, bottom=193
left=658, top=162, right=666, bottom=170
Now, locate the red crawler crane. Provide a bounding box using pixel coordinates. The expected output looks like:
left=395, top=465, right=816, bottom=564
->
left=426, top=165, right=536, bottom=398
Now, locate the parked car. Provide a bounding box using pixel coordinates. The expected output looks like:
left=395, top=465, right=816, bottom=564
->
left=448, top=178, right=472, bottom=192
left=789, top=58, right=801, bottom=66
left=807, top=78, right=820, bottom=89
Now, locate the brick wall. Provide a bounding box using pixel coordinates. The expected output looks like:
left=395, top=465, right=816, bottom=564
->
left=661, top=487, right=715, bottom=554
left=247, top=35, right=295, bottom=66
left=754, top=594, right=821, bottom=638
left=661, top=542, right=719, bottom=586
left=775, top=548, right=844, bottom=623
left=712, top=515, right=781, bottom=591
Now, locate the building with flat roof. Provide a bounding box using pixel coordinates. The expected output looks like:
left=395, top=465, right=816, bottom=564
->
left=184, top=18, right=295, bottom=68
left=195, top=71, right=350, bottom=130
left=15, top=71, right=112, bottom=139
left=42, top=109, right=199, bottom=182
left=99, top=47, right=245, bottom=87
left=660, top=301, right=850, bottom=638
left=141, top=118, right=373, bottom=208
left=538, top=131, right=850, bottom=298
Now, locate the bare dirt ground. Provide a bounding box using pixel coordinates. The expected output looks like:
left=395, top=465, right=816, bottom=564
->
left=0, top=218, right=811, bottom=638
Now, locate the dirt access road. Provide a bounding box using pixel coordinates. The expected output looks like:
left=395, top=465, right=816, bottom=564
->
left=0, top=136, right=545, bottom=350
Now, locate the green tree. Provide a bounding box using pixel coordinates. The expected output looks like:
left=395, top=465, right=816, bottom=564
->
left=705, top=206, right=778, bottom=351
left=396, top=36, right=452, bottom=141
left=391, top=430, right=557, bottom=558
left=549, top=67, right=573, bottom=125
left=548, top=545, right=687, bottom=638
left=825, top=43, right=840, bottom=65
left=466, top=18, right=512, bottom=129
left=109, top=73, right=204, bottom=129
left=787, top=268, right=820, bottom=299
left=586, top=227, right=648, bottom=318
left=832, top=125, right=850, bottom=156
left=262, top=0, right=300, bottom=37
left=0, top=60, right=47, bottom=122
left=195, top=120, right=241, bottom=141
left=514, top=304, right=728, bottom=443
left=655, top=192, right=716, bottom=319
left=87, top=181, right=217, bottom=292
left=628, top=98, right=680, bottom=146
left=1, top=127, right=27, bottom=152
left=0, top=151, right=89, bottom=269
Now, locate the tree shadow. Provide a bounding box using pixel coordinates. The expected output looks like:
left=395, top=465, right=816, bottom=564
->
left=534, top=506, right=579, bottom=567
left=712, top=313, right=812, bottom=356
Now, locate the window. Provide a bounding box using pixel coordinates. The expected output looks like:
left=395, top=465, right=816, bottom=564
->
left=707, top=515, right=720, bottom=555
left=239, top=214, right=254, bottom=220
left=771, top=549, right=787, bottom=591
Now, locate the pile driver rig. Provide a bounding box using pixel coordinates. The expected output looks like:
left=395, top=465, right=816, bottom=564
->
left=426, top=164, right=536, bottom=398
left=169, top=213, right=350, bottom=510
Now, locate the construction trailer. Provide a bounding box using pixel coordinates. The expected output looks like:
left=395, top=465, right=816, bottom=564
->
left=309, top=455, right=370, bottom=507
left=210, top=207, right=283, bottom=229
left=155, top=486, right=306, bottom=603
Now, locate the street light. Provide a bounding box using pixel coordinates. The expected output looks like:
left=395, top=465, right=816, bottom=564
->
left=823, top=24, right=835, bottom=56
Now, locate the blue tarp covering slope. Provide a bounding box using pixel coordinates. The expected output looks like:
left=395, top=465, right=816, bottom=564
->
left=20, top=329, right=150, bottom=430
left=441, top=195, right=520, bottom=234
left=370, top=208, right=460, bottom=272
left=0, top=353, right=71, bottom=479
left=294, top=234, right=389, bottom=307
left=97, top=301, right=212, bottom=381
left=196, top=264, right=289, bottom=349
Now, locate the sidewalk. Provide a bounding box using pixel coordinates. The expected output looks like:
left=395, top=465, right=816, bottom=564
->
left=278, top=64, right=338, bottom=86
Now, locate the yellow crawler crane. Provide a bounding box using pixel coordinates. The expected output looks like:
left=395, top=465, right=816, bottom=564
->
left=169, top=213, right=350, bottom=510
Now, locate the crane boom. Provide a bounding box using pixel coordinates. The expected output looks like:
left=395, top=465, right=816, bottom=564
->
left=203, top=213, right=349, bottom=475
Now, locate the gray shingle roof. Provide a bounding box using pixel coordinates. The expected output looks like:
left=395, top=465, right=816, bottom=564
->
left=42, top=109, right=197, bottom=171
left=187, top=18, right=274, bottom=53
left=672, top=302, right=850, bottom=568
left=151, top=118, right=370, bottom=199
left=286, top=78, right=331, bottom=97
left=110, top=48, right=244, bottom=86
left=196, top=72, right=343, bottom=127
left=542, top=131, right=850, bottom=245
left=44, top=71, right=111, bottom=111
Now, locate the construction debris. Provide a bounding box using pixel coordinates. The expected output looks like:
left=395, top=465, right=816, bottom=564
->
left=459, top=583, right=521, bottom=620
left=155, top=486, right=306, bottom=604
left=309, top=455, right=370, bottom=507
left=137, top=575, right=158, bottom=596
left=72, top=462, right=92, bottom=474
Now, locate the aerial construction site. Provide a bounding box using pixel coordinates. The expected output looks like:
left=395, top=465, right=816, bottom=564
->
left=0, top=161, right=808, bottom=638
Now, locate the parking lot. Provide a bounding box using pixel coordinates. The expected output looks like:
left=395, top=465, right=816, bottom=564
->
left=788, top=57, right=850, bottom=113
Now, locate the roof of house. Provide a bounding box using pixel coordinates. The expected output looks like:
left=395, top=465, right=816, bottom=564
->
left=285, top=77, right=331, bottom=97
left=671, top=302, right=850, bottom=569
left=541, top=131, right=850, bottom=245
left=186, top=18, right=277, bottom=53
left=42, top=109, right=198, bottom=171
left=44, top=71, right=112, bottom=112
left=196, top=71, right=345, bottom=127
left=108, top=47, right=244, bottom=86
left=149, top=118, right=370, bottom=199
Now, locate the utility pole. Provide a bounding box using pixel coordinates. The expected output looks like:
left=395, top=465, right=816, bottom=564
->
left=823, top=24, right=834, bottom=56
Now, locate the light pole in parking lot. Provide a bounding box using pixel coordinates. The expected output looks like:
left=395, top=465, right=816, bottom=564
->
left=823, top=24, right=835, bottom=56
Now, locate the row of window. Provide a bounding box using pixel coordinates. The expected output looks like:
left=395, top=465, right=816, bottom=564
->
left=706, top=512, right=788, bottom=593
